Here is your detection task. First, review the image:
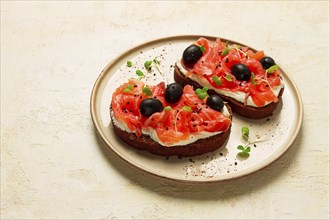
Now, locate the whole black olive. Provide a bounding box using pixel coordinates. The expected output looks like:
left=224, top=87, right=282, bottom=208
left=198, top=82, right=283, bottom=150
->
left=182, top=44, right=203, bottom=64
left=260, top=56, right=276, bottom=69
left=206, top=95, right=224, bottom=112
left=231, top=63, right=251, bottom=81
left=140, top=98, right=163, bottom=117
left=165, top=83, right=183, bottom=103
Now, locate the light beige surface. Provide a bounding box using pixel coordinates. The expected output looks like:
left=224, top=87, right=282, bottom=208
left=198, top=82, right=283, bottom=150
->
left=1, top=1, right=329, bottom=219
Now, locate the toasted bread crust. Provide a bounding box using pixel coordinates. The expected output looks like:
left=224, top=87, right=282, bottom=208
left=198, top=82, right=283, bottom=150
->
left=110, top=105, right=232, bottom=157
left=174, top=65, right=284, bottom=119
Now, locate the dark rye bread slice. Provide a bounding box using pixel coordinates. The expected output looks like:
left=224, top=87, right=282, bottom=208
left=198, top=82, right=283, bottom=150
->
left=174, top=65, right=284, bottom=119
left=110, top=105, right=232, bottom=157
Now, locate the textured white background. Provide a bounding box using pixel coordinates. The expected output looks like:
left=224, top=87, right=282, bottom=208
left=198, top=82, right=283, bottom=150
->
left=1, top=1, right=329, bottom=219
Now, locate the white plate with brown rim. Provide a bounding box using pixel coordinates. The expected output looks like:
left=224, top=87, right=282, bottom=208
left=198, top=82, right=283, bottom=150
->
left=90, top=35, right=303, bottom=183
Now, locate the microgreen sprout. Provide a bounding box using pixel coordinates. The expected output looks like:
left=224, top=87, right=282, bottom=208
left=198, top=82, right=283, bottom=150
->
left=164, top=106, right=172, bottom=111
left=195, top=87, right=208, bottom=100
left=182, top=106, right=192, bottom=112
left=136, top=70, right=144, bottom=79
left=143, top=57, right=161, bottom=71
left=237, top=127, right=251, bottom=158
left=212, top=76, right=222, bottom=86
left=221, top=41, right=229, bottom=56
left=123, top=85, right=133, bottom=93
left=138, top=56, right=168, bottom=83
left=153, top=57, right=160, bottom=65
left=237, top=145, right=251, bottom=158
left=266, top=64, right=279, bottom=74
left=241, top=126, right=249, bottom=141
left=225, top=74, right=233, bottom=82
left=199, top=45, right=206, bottom=53
left=144, top=60, right=153, bottom=71
left=152, top=57, right=162, bottom=73
left=152, top=57, right=168, bottom=83
left=127, top=60, right=133, bottom=67
left=236, top=126, right=267, bottom=158
left=142, top=86, right=152, bottom=96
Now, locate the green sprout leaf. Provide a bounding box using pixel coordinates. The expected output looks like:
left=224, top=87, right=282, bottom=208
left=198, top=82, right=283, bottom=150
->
left=238, top=151, right=250, bottom=158
left=153, top=57, right=160, bottom=65
left=225, top=74, right=233, bottom=82
left=266, top=64, right=279, bottom=74
left=221, top=41, right=229, bottom=56
left=127, top=60, right=133, bottom=67
left=144, top=60, right=153, bottom=71
left=237, top=145, right=251, bottom=158
left=195, top=87, right=208, bottom=100
left=182, top=106, right=192, bottom=112
left=212, top=75, right=222, bottom=86
left=236, top=126, right=268, bottom=158
left=164, top=106, right=172, bottom=111
left=123, top=85, right=133, bottom=93
left=197, top=91, right=208, bottom=100
left=236, top=126, right=251, bottom=158
left=199, top=45, right=206, bottom=53
left=195, top=88, right=203, bottom=94
left=136, top=70, right=144, bottom=77
left=142, top=86, right=152, bottom=96
left=241, top=126, right=250, bottom=141
left=152, top=56, right=165, bottom=77
left=237, top=145, right=245, bottom=151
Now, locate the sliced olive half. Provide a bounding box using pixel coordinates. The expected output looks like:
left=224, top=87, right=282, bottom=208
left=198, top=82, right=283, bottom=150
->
left=182, top=45, right=203, bottom=64
left=165, top=83, right=183, bottom=103
left=231, top=63, right=251, bottom=81
left=260, top=56, right=276, bottom=69
left=206, top=95, right=224, bottom=112
left=140, top=98, right=163, bottom=117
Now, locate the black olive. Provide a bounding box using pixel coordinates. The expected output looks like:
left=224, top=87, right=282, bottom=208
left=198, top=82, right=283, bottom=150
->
left=206, top=95, right=224, bottom=112
left=231, top=63, right=251, bottom=81
left=140, top=98, right=163, bottom=117
left=165, top=83, right=183, bottom=103
left=260, top=56, right=276, bottom=69
left=182, top=44, right=203, bottom=64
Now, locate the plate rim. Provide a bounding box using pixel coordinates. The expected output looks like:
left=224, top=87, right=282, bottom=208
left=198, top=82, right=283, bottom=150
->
left=90, top=35, right=304, bottom=183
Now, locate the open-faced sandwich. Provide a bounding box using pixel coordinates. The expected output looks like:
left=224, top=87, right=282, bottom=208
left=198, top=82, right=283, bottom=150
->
left=174, top=37, right=284, bottom=119
left=110, top=79, right=232, bottom=157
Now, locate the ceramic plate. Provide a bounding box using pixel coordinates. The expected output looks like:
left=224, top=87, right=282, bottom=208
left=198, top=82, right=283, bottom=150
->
left=90, top=35, right=303, bottom=183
